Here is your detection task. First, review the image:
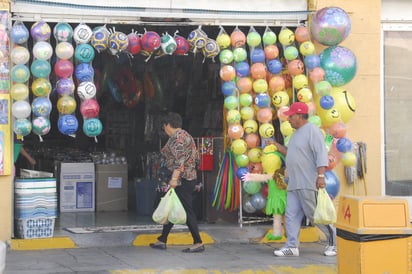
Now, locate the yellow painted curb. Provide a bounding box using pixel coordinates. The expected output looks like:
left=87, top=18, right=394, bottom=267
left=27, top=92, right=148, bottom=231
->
left=259, top=227, right=320, bottom=243
left=133, top=231, right=214, bottom=246
left=10, top=237, right=77, bottom=250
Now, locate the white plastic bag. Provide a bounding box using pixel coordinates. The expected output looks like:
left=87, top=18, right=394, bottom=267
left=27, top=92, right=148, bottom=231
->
left=152, top=189, right=173, bottom=224
left=314, top=188, right=337, bottom=225
left=168, top=189, right=187, bottom=224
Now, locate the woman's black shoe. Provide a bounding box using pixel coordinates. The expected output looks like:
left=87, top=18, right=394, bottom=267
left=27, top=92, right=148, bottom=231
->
left=150, top=241, right=166, bottom=250
left=182, top=244, right=205, bottom=253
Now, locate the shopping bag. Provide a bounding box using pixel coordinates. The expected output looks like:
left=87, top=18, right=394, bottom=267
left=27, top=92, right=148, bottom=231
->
left=314, top=188, right=337, bottom=225
left=168, top=189, right=187, bottom=224
left=152, top=188, right=173, bottom=224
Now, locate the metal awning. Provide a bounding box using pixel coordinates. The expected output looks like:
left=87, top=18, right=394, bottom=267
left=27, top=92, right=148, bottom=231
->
left=11, top=0, right=308, bottom=26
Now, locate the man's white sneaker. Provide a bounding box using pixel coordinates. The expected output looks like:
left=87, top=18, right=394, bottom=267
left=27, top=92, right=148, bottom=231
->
left=324, top=245, right=337, bottom=256
left=274, top=247, right=299, bottom=257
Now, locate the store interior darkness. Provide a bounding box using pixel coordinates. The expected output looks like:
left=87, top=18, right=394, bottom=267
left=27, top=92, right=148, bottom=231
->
left=14, top=22, right=285, bottom=232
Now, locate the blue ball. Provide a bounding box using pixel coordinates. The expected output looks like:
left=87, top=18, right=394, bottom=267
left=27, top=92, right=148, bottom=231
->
left=221, top=81, right=236, bottom=97
left=75, top=62, right=94, bottom=82
left=10, top=22, right=30, bottom=44
left=31, top=96, right=52, bottom=117
left=336, top=137, right=352, bottom=153
left=58, top=114, right=79, bottom=136
left=267, top=59, right=282, bottom=74
left=250, top=48, right=265, bottom=63
left=235, top=61, right=250, bottom=77
left=319, top=95, right=334, bottom=109
left=255, top=93, right=271, bottom=108
left=236, top=167, right=249, bottom=181
left=304, top=54, right=320, bottom=69
left=325, top=170, right=340, bottom=199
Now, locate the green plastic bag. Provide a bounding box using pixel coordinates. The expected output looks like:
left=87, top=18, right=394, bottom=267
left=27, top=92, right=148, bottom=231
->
left=152, top=189, right=173, bottom=224
left=168, top=189, right=187, bottom=224
left=314, top=188, right=337, bottom=225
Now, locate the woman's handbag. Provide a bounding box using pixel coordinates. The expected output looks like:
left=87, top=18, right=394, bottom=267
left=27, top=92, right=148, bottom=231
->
left=314, top=188, right=337, bottom=225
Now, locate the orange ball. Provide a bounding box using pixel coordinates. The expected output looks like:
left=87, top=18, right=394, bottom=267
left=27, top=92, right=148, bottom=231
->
left=257, top=107, right=273, bottom=123
left=237, top=77, right=253, bottom=93
left=220, top=65, right=236, bottom=81
left=249, top=162, right=263, bottom=173
left=245, top=133, right=260, bottom=148
left=294, top=26, right=311, bottom=43
left=228, top=123, right=244, bottom=139
left=328, top=121, right=347, bottom=138
left=250, top=63, right=267, bottom=79
left=268, top=76, right=285, bottom=94
left=264, top=45, right=279, bottom=60
left=230, top=30, right=246, bottom=48
left=287, top=59, right=305, bottom=76
left=309, top=67, right=325, bottom=83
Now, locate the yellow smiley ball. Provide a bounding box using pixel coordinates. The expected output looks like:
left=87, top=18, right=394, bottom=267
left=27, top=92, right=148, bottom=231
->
left=271, top=91, right=289, bottom=108
left=292, top=74, right=308, bottom=90
left=330, top=87, right=356, bottom=124
left=243, top=119, right=258, bottom=134
left=299, top=41, right=315, bottom=56
left=278, top=28, right=295, bottom=46
left=231, top=139, right=248, bottom=155
left=297, top=87, right=313, bottom=103
left=259, top=123, right=275, bottom=138
left=318, top=107, right=341, bottom=127
left=280, top=120, right=294, bottom=136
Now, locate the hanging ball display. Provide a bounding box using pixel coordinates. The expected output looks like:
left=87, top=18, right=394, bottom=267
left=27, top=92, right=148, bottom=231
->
left=325, top=170, right=340, bottom=199
left=341, top=151, right=356, bottom=167
left=328, top=121, right=347, bottom=138
left=187, top=28, right=208, bottom=50
left=250, top=63, right=267, bottom=80
left=297, top=87, right=313, bottom=103
left=330, top=86, right=356, bottom=123
left=80, top=98, right=100, bottom=119
left=231, top=139, right=248, bottom=155
left=221, top=81, right=236, bottom=97
left=267, top=59, right=282, bottom=75
left=256, top=107, right=273, bottom=123
left=264, top=44, right=279, bottom=60
left=319, top=95, right=334, bottom=110
left=320, top=45, right=357, bottom=87
left=32, top=40, right=53, bottom=61
left=91, top=29, right=109, bottom=52
left=216, top=32, right=231, bottom=49
left=235, top=61, right=250, bottom=78
left=230, top=29, right=246, bottom=48
left=53, top=22, right=73, bottom=43
left=243, top=119, right=258, bottom=134
left=12, top=100, right=31, bottom=119
left=239, top=93, right=253, bottom=107
left=250, top=48, right=265, bottom=64
left=268, top=76, right=285, bottom=93
left=126, top=32, right=142, bottom=55
left=232, top=47, right=247, bottom=62
left=228, top=123, right=244, bottom=139
left=75, top=63, right=94, bottom=82
left=271, top=91, right=289, bottom=108
left=30, top=20, right=51, bottom=41
left=243, top=181, right=262, bottom=195
left=32, top=116, right=51, bottom=136
left=263, top=30, right=277, bottom=45
left=11, top=64, right=30, bottom=83
left=304, top=54, right=321, bottom=70
left=240, top=107, right=255, bottom=121
left=277, top=105, right=290, bottom=121
left=309, top=67, right=325, bottom=83
left=31, top=78, right=52, bottom=97
left=244, top=133, right=259, bottom=149
left=174, top=35, right=189, bottom=55
left=247, top=148, right=262, bottom=163
left=336, top=137, right=353, bottom=153
left=11, top=46, right=30, bottom=65
left=219, top=65, right=236, bottom=81
left=10, top=21, right=29, bottom=44
left=54, top=59, right=74, bottom=78
left=235, top=154, right=250, bottom=167
left=255, top=93, right=271, bottom=108
left=315, top=80, right=332, bottom=96
left=56, top=78, right=75, bottom=96
left=278, top=28, right=295, bottom=46
left=160, top=33, right=177, bottom=55
left=308, top=115, right=322, bottom=127
left=242, top=194, right=257, bottom=213
left=109, top=31, right=129, bottom=52
left=311, top=6, right=351, bottom=46
left=293, top=74, right=308, bottom=90
left=317, top=106, right=341, bottom=127
left=219, top=49, right=234, bottom=65
left=284, top=46, right=299, bottom=61
left=10, top=83, right=29, bottom=100
left=280, top=120, right=294, bottom=136
left=247, top=31, right=261, bottom=48
left=55, top=41, right=74, bottom=60
left=202, top=38, right=220, bottom=59
left=237, top=77, right=253, bottom=93
left=299, top=41, right=315, bottom=56
left=287, top=59, right=305, bottom=76
left=13, top=118, right=32, bottom=136
left=295, top=25, right=311, bottom=43
left=31, top=59, right=51, bottom=78
left=259, top=123, right=275, bottom=138
left=73, top=23, right=93, bottom=44
left=77, top=81, right=97, bottom=100
left=32, top=96, right=52, bottom=117
left=253, top=78, right=268, bottom=93
left=57, top=95, right=77, bottom=114
left=83, top=118, right=103, bottom=137
left=75, top=43, right=95, bottom=63
left=58, top=114, right=79, bottom=135
left=226, top=109, right=241, bottom=124
left=224, top=95, right=238, bottom=110
left=250, top=192, right=266, bottom=210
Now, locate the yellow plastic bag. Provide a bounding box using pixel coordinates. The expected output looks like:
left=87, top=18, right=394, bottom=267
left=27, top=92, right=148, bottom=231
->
left=168, top=189, right=187, bottom=224
left=152, top=189, right=173, bottom=224
left=314, top=188, right=337, bottom=225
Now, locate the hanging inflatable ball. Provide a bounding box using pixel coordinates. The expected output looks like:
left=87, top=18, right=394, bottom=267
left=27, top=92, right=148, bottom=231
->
left=219, top=49, right=233, bottom=64
left=32, top=96, right=52, bottom=117
left=240, top=107, right=255, bottom=121
left=75, top=62, right=94, bottom=82
left=187, top=27, right=208, bottom=52
left=31, top=78, right=52, bottom=97
left=309, top=67, right=325, bottom=83
left=330, top=86, right=356, bottom=123
left=262, top=30, right=277, bottom=45
left=10, top=83, right=29, bottom=101
left=243, top=119, right=258, bottom=134
left=256, top=107, right=273, bottom=123
left=75, top=43, right=95, bottom=63
left=219, top=65, right=236, bottom=81
left=237, top=77, right=253, bottom=93
left=247, top=31, right=261, bottom=48
left=235, top=154, right=250, bottom=167
left=10, top=21, right=29, bottom=44
left=11, top=64, right=30, bottom=83
left=56, top=78, right=75, bottom=96
left=77, top=81, right=97, bottom=100
left=267, top=59, right=282, bottom=75
left=308, top=115, right=322, bottom=128
left=125, top=32, right=141, bottom=55
left=278, top=28, right=295, bottom=46
left=202, top=38, right=220, bottom=59
left=255, top=93, right=271, bottom=108
left=341, top=151, right=356, bottom=167
left=320, top=45, right=357, bottom=87
left=53, top=22, right=73, bottom=43
left=319, top=95, right=334, bottom=110
left=223, top=95, right=238, bottom=110
left=253, top=78, right=268, bottom=93
left=57, top=95, right=77, bottom=114
left=141, top=31, right=161, bottom=52
left=13, top=118, right=32, bottom=137
left=235, top=61, right=250, bottom=78
left=216, top=32, right=231, bottom=49
left=284, top=46, right=299, bottom=61
left=73, top=23, right=93, bottom=44
left=231, top=139, right=248, bottom=155
left=242, top=194, right=257, bottom=213
left=12, top=100, right=31, bottom=119
left=58, top=114, right=78, bottom=136
left=228, top=123, right=244, bottom=139
left=317, top=106, right=341, bottom=127
left=32, top=116, right=51, bottom=136
left=239, top=93, right=253, bottom=107
left=91, top=29, right=109, bottom=52
left=279, top=120, right=294, bottom=137
left=328, top=121, right=347, bottom=138
left=221, top=81, right=236, bottom=97
left=108, top=31, right=129, bottom=53
left=295, top=25, right=311, bottom=43
left=264, top=45, right=279, bottom=60
left=325, top=170, right=340, bottom=199
left=55, top=42, right=74, bottom=60
left=297, top=87, right=313, bottom=103
left=315, top=80, right=332, bottom=96
left=245, top=133, right=260, bottom=148
left=31, top=59, right=51, bottom=78
left=250, top=193, right=266, bottom=210
left=250, top=48, right=265, bottom=64
left=230, top=29, right=246, bottom=48
left=287, top=59, right=305, bottom=76
left=277, top=105, right=290, bottom=121
left=30, top=20, right=51, bottom=41
left=160, top=33, right=177, bottom=55
left=336, top=137, right=352, bottom=153
left=226, top=109, right=241, bottom=124
left=54, top=59, right=74, bottom=78
left=268, top=76, right=285, bottom=93
left=259, top=123, right=275, bottom=138
left=11, top=46, right=30, bottom=65
left=299, top=41, right=315, bottom=56
left=311, top=6, right=351, bottom=46
left=174, top=35, right=189, bottom=55
left=232, top=47, right=247, bottom=62
left=80, top=98, right=100, bottom=119
left=250, top=63, right=267, bottom=80
left=304, top=54, right=320, bottom=70
left=247, top=147, right=262, bottom=163
left=293, top=74, right=308, bottom=90
left=236, top=167, right=249, bottom=180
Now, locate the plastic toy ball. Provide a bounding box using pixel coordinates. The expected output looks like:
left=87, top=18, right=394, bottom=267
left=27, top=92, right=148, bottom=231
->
left=325, top=170, right=340, bottom=199
left=231, top=139, right=248, bottom=155
left=243, top=119, right=258, bottom=134
left=240, top=107, right=255, bottom=121
left=278, top=28, right=295, bottom=46
left=235, top=154, right=250, bottom=167
left=245, top=133, right=260, bottom=148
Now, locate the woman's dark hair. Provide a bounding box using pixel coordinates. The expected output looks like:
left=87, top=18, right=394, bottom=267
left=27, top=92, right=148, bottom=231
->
left=160, top=112, right=182, bottom=128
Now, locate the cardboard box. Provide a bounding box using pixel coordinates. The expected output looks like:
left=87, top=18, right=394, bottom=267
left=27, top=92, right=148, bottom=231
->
left=59, top=162, right=95, bottom=212
left=95, top=164, right=128, bottom=212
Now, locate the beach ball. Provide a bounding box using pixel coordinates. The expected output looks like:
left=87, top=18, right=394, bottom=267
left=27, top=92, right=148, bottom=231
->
left=77, top=81, right=97, bottom=100
left=55, top=42, right=74, bottom=60
left=228, top=123, right=244, bottom=139
left=264, top=45, right=279, bottom=60
left=248, top=148, right=262, bottom=163
left=221, top=81, right=236, bottom=97
left=240, top=107, right=255, bottom=121
left=57, top=95, right=77, bottom=114
left=220, top=65, right=236, bottom=81
left=309, top=67, right=325, bottom=83
left=54, top=59, right=74, bottom=78
left=250, top=192, right=266, bottom=210
left=160, top=33, right=177, bottom=55
left=280, top=121, right=294, bottom=136
left=13, top=118, right=32, bottom=136
left=91, top=29, right=109, bottom=52
left=31, top=21, right=51, bottom=41
left=239, top=93, right=253, bottom=107
left=311, top=7, right=351, bottom=46
left=293, top=74, right=308, bottom=90
left=235, top=61, right=250, bottom=78
left=247, top=31, right=261, bottom=48
left=336, top=137, right=352, bottom=153
left=11, top=64, right=30, bottom=83
left=250, top=63, right=266, bottom=79
left=32, top=116, right=51, bottom=136
left=58, top=114, right=78, bottom=135
left=11, top=46, right=30, bottom=65
left=232, top=47, right=247, bottom=62
left=56, top=78, right=75, bottom=96
left=263, top=30, right=277, bottom=45
left=237, top=77, right=253, bottom=93
left=257, top=107, right=273, bottom=123
left=278, top=28, right=295, bottom=46
left=259, top=123, right=275, bottom=138
left=216, top=32, right=231, bottom=49
left=219, top=49, right=234, bottom=64
left=83, top=118, right=103, bottom=137
left=297, top=88, right=312, bottom=103
left=10, top=21, right=29, bottom=44
left=320, top=95, right=334, bottom=109
left=325, top=170, right=340, bottom=199
left=330, top=87, right=356, bottom=123
left=304, top=54, right=320, bottom=70
left=267, top=59, right=282, bottom=75
left=243, top=119, right=258, bottom=134
left=53, top=22, right=73, bottom=42
left=253, top=79, right=268, bottom=93
left=271, top=91, right=289, bottom=108
left=320, top=46, right=357, bottom=87
left=242, top=195, right=257, bottom=213
left=224, top=95, right=238, bottom=110
left=245, top=133, right=260, bottom=148
left=287, top=59, right=305, bottom=76
left=31, top=78, right=52, bottom=97
left=75, top=43, right=95, bottom=63
left=295, top=25, right=311, bottom=43
left=299, top=41, right=315, bottom=56
left=255, top=93, right=271, bottom=108
left=268, top=76, right=285, bottom=93
left=32, top=96, right=52, bottom=117
left=31, top=59, right=51, bottom=78
left=317, top=106, right=341, bottom=127
left=284, top=46, right=299, bottom=61
left=73, top=23, right=93, bottom=44
left=12, top=100, right=31, bottom=119
left=126, top=32, right=142, bottom=55
left=315, top=80, right=332, bottom=96
left=33, top=41, right=53, bottom=60
left=230, top=29, right=246, bottom=48
left=250, top=48, right=265, bottom=63
left=341, top=151, right=356, bottom=167
left=174, top=35, right=189, bottom=55
left=235, top=154, right=250, bottom=167
left=231, top=139, right=247, bottom=155
left=244, top=182, right=262, bottom=195
left=10, top=83, right=29, bottom=100
left=80, top=98, right=100, bottom=118
left=226, top=109, right=241, bottom=124
left=75, top=63, right=94, bottom=82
